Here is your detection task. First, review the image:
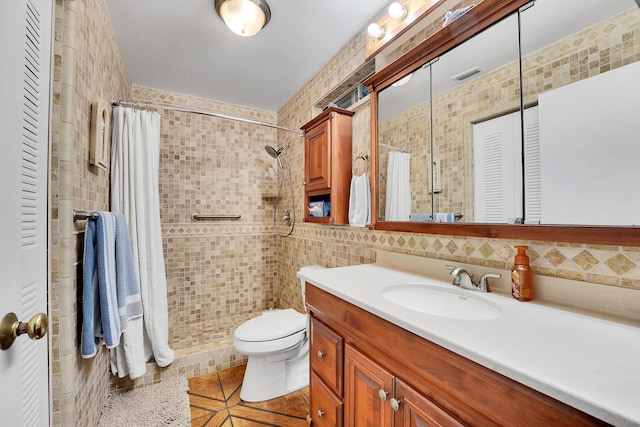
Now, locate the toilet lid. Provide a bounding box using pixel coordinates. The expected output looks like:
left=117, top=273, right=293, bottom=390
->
left=235, top=309, right=307, bottom=342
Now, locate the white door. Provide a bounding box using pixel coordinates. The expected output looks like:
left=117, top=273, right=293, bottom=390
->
left=0, top=0, right=52, bottom=426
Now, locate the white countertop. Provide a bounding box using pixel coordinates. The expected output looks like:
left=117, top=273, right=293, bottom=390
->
left=299, top=263, right=640, bottom=427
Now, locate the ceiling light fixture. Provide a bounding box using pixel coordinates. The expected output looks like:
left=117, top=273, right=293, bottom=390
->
left=388, top=2, right=408, bottom=20
left=367, top=23, right=385, bottom=40
left=214, top=0, right=271, bottom=37
left=365, top=0, right=442, bottom=59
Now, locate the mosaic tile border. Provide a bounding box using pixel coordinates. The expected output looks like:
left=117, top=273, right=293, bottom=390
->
left=292, top=224, right=640, bottom=289
left=161, top=223, right=275, bottom=237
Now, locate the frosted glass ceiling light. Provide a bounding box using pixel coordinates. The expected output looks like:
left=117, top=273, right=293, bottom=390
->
left=388, top=2, right=408, bottom=20
left=367, top=23, right=385, bottom=40
left=214, top=0, right=271, bottom=37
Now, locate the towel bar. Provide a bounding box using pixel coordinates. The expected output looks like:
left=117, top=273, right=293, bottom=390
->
left=74, top=210, right=99, bottom=221
left=191, top=213, right=243, bottom=221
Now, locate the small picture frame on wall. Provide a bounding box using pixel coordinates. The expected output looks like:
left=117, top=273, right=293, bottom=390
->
left=90, top=100, right=110, bottom=169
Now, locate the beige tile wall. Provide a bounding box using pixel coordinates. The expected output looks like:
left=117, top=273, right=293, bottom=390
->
left=50, top=0, right=131, bottom=426
left=131, top=86, right=279, bottom=352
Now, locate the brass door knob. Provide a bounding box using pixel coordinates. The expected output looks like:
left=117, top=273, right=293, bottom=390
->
left=0, top=312, right=48, bottom=350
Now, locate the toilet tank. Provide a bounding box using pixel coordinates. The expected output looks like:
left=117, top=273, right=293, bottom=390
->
left=297, top=264, right=325, bottom=307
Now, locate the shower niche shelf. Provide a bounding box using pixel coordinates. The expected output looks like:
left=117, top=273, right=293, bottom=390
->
left=302, top=107, right=354, bottom=225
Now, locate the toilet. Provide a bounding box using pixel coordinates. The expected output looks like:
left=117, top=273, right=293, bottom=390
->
left=233, top=264, right=325, bottom=402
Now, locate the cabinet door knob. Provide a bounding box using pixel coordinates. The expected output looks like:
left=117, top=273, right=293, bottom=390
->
left=303, top=181, right=307, bottom=185
left=317, top=410, right=325, bottom=418
left=378, top=389, right=388, bottom=401
left=317, top=350, right=325, bottom=358
left=390, top=398, right=401, bottom=411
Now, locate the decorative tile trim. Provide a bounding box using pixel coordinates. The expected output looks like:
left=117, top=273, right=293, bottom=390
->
left=288, top=223, right=640, bottom=290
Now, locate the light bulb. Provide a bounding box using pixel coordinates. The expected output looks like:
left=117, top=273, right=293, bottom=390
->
left=367, top=23, right=385, bottom=40
left=388, top=2, right=408, bottom=20
left=392, top=74, right=412, bottom=87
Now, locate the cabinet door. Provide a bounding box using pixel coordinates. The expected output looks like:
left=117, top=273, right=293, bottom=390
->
left=305, top=119, right=331, bottom=191
left=394, top=379, right=464, bottom=427
left=344, top=344, right=394, bottom=427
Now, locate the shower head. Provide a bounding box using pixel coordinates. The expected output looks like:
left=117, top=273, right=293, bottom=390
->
left=265, top=145, right=279, bottom=158
left=264, top=144, right=290, bottom=158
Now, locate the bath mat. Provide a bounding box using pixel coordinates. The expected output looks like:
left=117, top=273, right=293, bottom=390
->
left=98, top=377, right=190, bottom=426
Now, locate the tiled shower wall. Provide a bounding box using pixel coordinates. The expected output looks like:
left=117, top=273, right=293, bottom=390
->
left=50, top=0, right=131, bottom=426
left=131, top=86, right=280, bottom=353
left=275, top=7, right=640, bottom=311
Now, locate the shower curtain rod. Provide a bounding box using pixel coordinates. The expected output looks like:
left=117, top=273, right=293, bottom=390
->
left=113, top=100, right=304, bottom=137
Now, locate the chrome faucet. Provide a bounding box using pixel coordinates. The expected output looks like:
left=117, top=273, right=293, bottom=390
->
left=447, top=265, right=501, bottom=292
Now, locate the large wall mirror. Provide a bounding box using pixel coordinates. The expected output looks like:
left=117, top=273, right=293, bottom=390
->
left=368, top=0, right=640, bottom=245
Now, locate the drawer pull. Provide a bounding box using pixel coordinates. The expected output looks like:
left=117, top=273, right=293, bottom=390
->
left=317, top=350, right=325, bottom=359
left=378, top=389, right=388, bottom=401
left=317, top=410, right=325, bottom=418
left=390, top=398, right=401, bottom=411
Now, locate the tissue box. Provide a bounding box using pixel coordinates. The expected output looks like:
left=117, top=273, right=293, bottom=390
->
left=308, top=201, right=330, bottom=217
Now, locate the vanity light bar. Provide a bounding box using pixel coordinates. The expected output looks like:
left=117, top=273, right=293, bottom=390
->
left=365, top=0, right=442, bottom=59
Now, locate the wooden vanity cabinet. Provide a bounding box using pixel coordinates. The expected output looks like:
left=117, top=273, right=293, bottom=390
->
left=306, top=283, right=608, bottom=427
left=301, top=107, right=353, bottom=224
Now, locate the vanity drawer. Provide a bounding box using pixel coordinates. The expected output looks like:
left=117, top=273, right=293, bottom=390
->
left=310, top=371, right=343, bottom=427
left=310, top=316, right=344, bottom=396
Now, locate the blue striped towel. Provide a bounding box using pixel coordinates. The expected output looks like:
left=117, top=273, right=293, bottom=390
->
left=81, top=212, right=142, bottom=358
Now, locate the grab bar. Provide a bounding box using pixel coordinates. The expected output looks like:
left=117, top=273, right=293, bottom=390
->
left=191, top=213, right=243, bottom=221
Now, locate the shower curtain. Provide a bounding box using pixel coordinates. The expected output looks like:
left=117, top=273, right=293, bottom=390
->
left=109, top=106, right=174, bottom=378
left=385, top=151, right=412, bottom=221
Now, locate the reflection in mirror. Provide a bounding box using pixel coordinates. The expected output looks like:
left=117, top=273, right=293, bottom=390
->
left=376, top=0, right=640, bottom=227
left=377, top=65, right=431, bottom=221
left=520, top=0, right=640, bottom=225
left=430, top=13, right=521, bottom=224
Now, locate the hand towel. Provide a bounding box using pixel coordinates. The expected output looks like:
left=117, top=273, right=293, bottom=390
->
left=349, top=173, right=370, bottom=227
left=113, top=212, right=143, bottom=329
left=81, top=212, right=120, bottom=358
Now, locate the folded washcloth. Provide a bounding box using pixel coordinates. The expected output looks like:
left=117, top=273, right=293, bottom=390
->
left=433, top=212, right=459, bottom=223
left=349, top=173, right=370, bottom=227
left=410, top=213, right=432, bottom=222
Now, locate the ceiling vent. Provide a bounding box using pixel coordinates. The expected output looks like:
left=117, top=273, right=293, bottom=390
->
left=451, top=66, right=486, bottom=82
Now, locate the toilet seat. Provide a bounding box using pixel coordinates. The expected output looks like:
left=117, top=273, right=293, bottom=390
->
left=234, top=309, right=308, bottom=355
left=235, top=308, right=307, bottom=342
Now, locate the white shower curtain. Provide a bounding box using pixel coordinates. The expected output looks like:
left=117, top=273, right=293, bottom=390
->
left=385, top=151, right=412, bottom=221
left=109, top=106, right=174, bottom=378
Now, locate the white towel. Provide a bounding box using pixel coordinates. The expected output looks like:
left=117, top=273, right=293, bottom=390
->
left=349, top=173, right=370, bottom=227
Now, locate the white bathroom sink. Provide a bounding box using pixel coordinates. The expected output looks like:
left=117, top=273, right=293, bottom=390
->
left=382, top=283, right=502, bottom=320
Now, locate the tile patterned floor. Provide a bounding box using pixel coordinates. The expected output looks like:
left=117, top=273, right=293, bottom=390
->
left=188, top=364, right=310, bottom=426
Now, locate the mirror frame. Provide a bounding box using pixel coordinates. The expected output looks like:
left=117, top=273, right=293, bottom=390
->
left=365, top=0, right=640, bottom=246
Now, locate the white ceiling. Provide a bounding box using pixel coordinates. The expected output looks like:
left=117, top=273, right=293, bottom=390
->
left=104, top=0, right=390, bottom=111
